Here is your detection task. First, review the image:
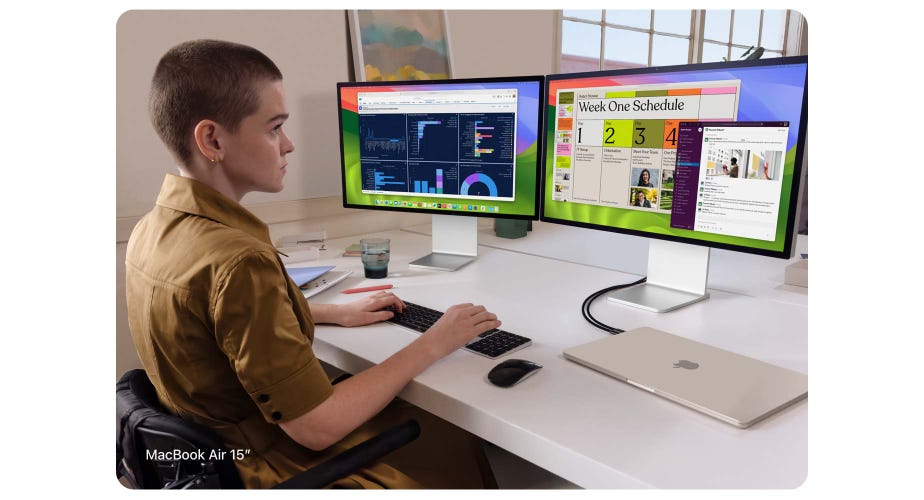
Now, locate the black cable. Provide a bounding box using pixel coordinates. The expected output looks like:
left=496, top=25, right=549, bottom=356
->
left=581, top=277, right=647, bottom=335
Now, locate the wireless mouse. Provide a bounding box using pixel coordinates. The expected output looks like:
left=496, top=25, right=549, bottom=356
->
left=487, top=359, right=543, bottom=388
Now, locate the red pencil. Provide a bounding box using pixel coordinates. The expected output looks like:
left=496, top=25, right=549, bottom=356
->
left=340, top=284, right=394, bottom=294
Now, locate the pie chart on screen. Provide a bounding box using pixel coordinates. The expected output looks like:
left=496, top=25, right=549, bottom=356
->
left=460, top=173, right=498, bottom=197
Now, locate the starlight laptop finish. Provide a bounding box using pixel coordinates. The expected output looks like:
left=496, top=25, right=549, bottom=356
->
left=563, top=327, right=807, bottom=428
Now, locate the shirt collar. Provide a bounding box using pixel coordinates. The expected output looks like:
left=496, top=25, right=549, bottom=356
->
left=155, top=174, right=271, bottom=244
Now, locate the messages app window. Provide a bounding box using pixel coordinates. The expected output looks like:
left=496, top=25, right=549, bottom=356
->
left=672, top=121, right=789, bottom=241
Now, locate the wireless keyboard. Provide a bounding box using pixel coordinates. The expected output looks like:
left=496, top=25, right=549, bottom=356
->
left=385, top=301, right=531, bottom=359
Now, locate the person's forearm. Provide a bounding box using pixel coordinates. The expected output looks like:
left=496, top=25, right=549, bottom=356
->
left=308, top=302, right=341, bottom=324
left=281, top=336, right=439, bottom=450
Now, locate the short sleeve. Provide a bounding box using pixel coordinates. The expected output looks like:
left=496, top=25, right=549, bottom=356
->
left=213, top=250, right=333, bottom=423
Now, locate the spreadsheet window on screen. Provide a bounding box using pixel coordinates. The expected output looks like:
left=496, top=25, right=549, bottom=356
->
left=358, top=89, right=518, bottom=202
left=338, top=77, right=543, bottom=219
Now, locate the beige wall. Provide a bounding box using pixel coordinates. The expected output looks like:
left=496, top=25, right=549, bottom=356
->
left=447, top=10, right=557, bottom=78
left=117, top=10, right=353, bottom=217
left=115, top=10, right=558, bottom=377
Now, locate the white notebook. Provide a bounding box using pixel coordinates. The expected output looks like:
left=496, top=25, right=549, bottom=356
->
left=300, top=270, right=352, bottom=298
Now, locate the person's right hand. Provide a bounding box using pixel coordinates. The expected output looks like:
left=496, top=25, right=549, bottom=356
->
left=420, top=303, right=501, bottom=359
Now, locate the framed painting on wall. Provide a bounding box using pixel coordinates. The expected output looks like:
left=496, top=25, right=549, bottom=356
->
left=348, top=10, right=454, bottom=82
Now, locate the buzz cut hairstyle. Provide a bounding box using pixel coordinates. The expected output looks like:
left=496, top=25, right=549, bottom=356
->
left=149, top=39, right=283, bottom=165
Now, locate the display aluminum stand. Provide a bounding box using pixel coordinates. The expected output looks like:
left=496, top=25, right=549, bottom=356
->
left=408, top=214, right=478, bottom=272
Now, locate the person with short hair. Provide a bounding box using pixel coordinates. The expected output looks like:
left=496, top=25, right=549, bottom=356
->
left=126, top=39, right=499, bottom=489
left=633, top=190, right=651, bottom=208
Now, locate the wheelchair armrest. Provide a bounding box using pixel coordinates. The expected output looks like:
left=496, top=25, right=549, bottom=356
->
left=274, top=419, right=421, bottom=489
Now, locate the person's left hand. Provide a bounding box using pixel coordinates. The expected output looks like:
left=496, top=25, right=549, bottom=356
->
left=334, top=291, right=405, bottom=327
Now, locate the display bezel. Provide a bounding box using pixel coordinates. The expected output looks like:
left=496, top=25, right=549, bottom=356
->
left=337, top=75, right=546, bottom=221
left=540, top=56, right=808, bottom=259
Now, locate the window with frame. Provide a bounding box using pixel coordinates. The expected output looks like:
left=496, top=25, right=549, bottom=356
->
left=560, top=10, right=805, bottom=73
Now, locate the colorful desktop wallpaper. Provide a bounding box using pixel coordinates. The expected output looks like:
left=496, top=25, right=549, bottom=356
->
left=542, top=60, right=808, bottom=254
left=340, top=80, right=542, bottom=217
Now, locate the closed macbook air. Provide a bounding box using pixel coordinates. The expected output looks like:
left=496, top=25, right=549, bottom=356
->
left=563, top=327, right=807, bottom=428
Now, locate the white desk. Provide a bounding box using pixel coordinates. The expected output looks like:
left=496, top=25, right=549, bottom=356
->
left=303, top=229, right=807, bottom=489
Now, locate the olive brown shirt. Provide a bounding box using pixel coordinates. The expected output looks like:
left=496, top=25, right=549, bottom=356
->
left=125, top=175, right=408, bottom=488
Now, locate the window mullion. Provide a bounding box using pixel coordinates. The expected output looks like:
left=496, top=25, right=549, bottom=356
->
left=757, top=10, right=765, bottom=49
left=647, top=9, right=654, bottom=67
left=692, top=10, right=706, bottom=63
left=728, top=10, right=735, bottom=60
left=599, top=10, right=606, bottom=70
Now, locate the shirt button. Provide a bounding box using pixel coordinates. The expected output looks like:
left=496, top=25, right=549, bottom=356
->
left=271, top=411, right=282, bottom=421
left=258, top=394, right=270, bottom=403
